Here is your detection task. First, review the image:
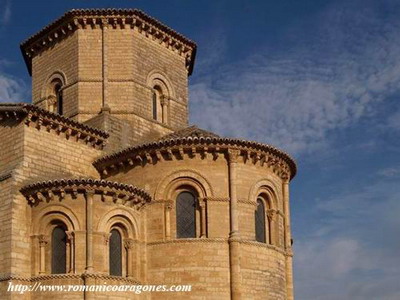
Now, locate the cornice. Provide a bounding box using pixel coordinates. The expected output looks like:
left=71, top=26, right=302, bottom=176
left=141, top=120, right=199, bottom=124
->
left=20, top=8, right=197, bottom=76
left=93, top=136, right=297, bottom=180
left=20, top=178, right=151, bottom=207
left=0, top=103, right=108, bottom=149
left=147, top=238, right=227, bottom=246
left=0, top=273, right=141, bottom=284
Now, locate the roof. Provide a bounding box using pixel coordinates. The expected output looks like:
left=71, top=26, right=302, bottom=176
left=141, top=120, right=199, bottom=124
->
left=20, top=8, right=197, bottom=76
left=94, top=125, right=297, bottom=180
left=20, top=178, right=152, bottom=204
left=0, top=103, right=109, bottom=146
left=158, top=125, right=220, bottom=140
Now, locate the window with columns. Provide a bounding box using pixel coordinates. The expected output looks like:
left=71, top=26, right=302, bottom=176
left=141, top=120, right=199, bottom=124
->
left=37, top=218, right=75, bottom=276
left=152, top=85, right=168, bottom=124
left=255, top=194, right=274, bottom=244
left=173, top=186, right=207, bottom=239
left=176, top=191, right=197, bottom=238
left=46, top=78, right=64, bottom=115
left=255, top=198, right=266, bottom=243
left=106, top=224, right=135, bottom=278
left=109, top=228, right=122, bottom=276
left=51, top=225, right=67, bottom=274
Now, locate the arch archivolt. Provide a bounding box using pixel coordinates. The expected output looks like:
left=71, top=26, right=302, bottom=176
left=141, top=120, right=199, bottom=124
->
left=146, top=70, right=175, bottom=98
left=96, top=208, right=139, bottom=240
left=41, top=71, right=67, bottom=99
left=33, top=204, right=81, bottom=235
left=248, top=179, right=280, bottom=210
left=155, top=169, right=213, bottom=201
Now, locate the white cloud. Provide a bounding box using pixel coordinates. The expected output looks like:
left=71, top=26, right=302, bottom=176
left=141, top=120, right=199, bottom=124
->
left=189, top=1, right=400, bottom=157
left=0, top=60, right=27, bottom=103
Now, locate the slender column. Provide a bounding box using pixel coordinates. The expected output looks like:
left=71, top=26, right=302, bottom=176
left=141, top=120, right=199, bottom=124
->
left=103, top=233, right=111, bottom=273
left=85, top=190, right=94, bottom=272
left=66, top=231, right=75, bottom=273
left=199, top=198, right=207, bottom=238
left=38, top=235, right=48, bottom=274
left=283, top=179, right=294, bottom=300
left=227, top=149, right=242, bottom=300
left=124, top=239, right=134, bottom=277
left=164, top=200, right=173, bottom=240
left=267, top=209, right=276, bottom=245
left=160, top=96, right=169, bottom=124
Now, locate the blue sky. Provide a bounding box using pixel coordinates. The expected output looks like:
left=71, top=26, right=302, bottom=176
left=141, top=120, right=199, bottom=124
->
left=1, top=0, right=400, bottom=299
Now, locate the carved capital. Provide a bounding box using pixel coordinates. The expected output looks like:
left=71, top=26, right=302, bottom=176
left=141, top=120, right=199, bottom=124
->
left=124, top=238, right=135, bottom=250
left=85, top=189, right=95, bottom=199
left=198, top=198, right=206, bottom=209
left=47, top=94, right=57, bottom=105
left=160, top=96, right=170, bottom=107
left=103, top=233, right=111, bottom=245
left=164, top=200, right=173, bottom=210
left=38, top=235, right=49, bottom=246
left=65, top=231, right=74, bottom=243
left=228, top=149, right=241, bottom=164
left=267, top=209, right=276, bottom=221
left=100, top=18, right=108, bottom=28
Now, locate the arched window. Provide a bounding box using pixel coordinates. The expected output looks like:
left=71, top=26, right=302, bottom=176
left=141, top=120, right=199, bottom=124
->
left=109, top=229, right=122, bottom=276
left=147, top=72, right=173, bottom=125
left=152, top=85, right=164, bottom=123
left=51, top=225, right=67, bottom=274
left=255, top=198, right=266, bottom=243
left=46, top=78, right=64, bottom=115
left=176, top=191, right=197, bottom=238
left=54, top=83, right=63, bottom=115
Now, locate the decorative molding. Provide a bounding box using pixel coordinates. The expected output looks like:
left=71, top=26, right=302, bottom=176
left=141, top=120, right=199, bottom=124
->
left=21, top=9, right=197, bottom=76
left=20, top=178, right=151, bottom=207
left=0, top=103, right=108, bottom=149
left=147, top=238, right=227, bottom=246
left=239, top=239, right=287, bottom=255
left=94, top=133, right=296, bottom=180
left=204, top=197, right=230, bottom=202
left=0, top=273, right=141, bottom=284
left=238, top=199, right=257, bottom=206
left=154, top=169, right=214, bottom=200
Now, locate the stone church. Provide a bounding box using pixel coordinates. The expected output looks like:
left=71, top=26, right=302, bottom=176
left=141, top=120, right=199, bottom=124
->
left=0, top=9, right=296, bottom=300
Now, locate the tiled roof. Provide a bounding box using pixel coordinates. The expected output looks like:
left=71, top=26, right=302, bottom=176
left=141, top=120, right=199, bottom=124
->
left=20, top=8, right=197, bottom=75
left=94, top=125, right=297, bottom=179
left=20, top=178, right=151, bottom=202
left=0, top=103, right=109, bottom=139
left=158, top=125, right=220, bottom=140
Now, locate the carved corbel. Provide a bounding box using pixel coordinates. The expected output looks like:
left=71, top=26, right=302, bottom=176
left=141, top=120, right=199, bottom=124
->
left=36, top=117, right=43, bottom=130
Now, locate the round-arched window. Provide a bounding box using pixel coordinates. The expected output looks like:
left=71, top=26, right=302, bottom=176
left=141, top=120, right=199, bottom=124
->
left=51, top=225, right=67, bottom=274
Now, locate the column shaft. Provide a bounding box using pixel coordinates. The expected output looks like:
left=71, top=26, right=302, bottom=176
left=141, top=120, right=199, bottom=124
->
left=228, top=149, right=242, bottom=300
left=85, top=191, right=94, bottom=272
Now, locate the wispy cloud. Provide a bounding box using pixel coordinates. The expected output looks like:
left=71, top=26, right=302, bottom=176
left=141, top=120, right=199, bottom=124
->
left=295, top=179, right=400, bottom=299
left=189, top=1, right=400, bottom=157
left=378, top=166, right=400, bottom=177
left=0, top=59, right=27, bottom=103
left=0, top=0, right=11, bottom=26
